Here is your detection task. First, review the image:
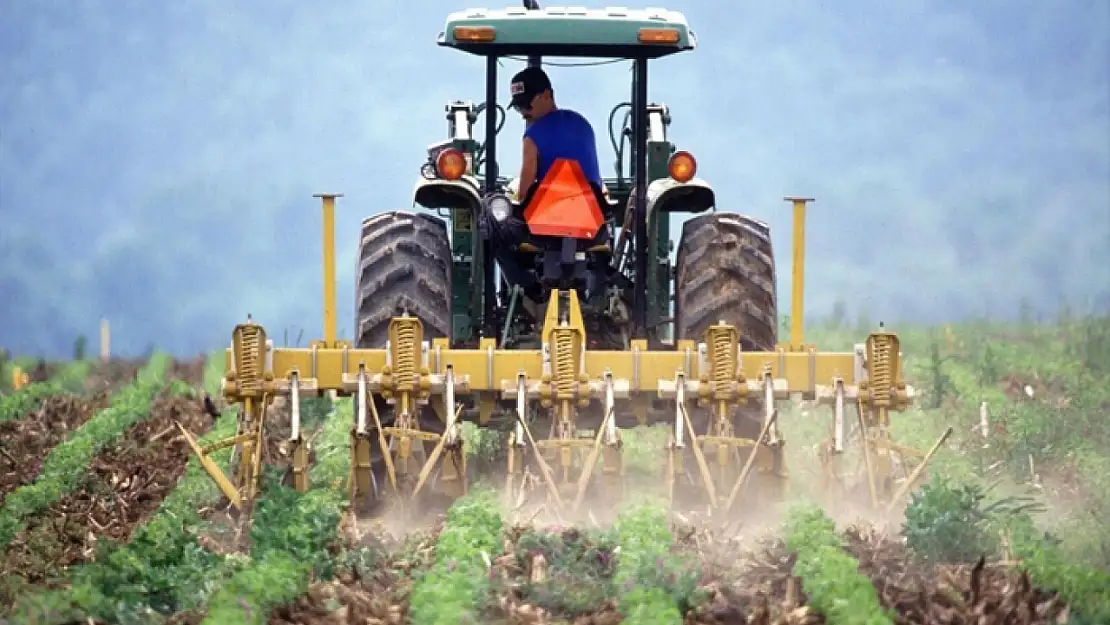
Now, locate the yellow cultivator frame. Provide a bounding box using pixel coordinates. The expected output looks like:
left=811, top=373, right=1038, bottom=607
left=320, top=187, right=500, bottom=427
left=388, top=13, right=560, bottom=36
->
left=180, top=194, right=934, bottom=521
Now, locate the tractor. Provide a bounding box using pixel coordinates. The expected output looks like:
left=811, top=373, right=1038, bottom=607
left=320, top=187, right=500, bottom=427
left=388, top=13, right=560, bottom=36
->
left=181, top=2, right=936, bottom=526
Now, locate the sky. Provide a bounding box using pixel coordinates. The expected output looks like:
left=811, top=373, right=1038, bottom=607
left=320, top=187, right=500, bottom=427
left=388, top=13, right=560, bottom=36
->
left=1, top=0, right=1108, bottom=358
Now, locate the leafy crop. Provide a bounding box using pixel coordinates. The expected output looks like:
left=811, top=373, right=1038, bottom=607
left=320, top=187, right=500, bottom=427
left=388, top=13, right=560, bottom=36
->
left=5, top=354, right=234, bottom=624
left=0, top=354, right=168, bottom=548
left=784, top=504, right=893, bottom=625
left=1009, top=528, right=1110, bottom=624
left=408, top=488, right=504, bottom=625
left=200, top=397, right=350, bottom=625
left=902, top=474, right=1046, bottom=564
left=607, top=503, right=696, bottom=625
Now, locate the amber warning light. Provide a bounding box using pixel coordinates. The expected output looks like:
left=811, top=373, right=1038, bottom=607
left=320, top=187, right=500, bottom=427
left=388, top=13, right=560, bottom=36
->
left=638, top=28, right=680, bottom=44
left=668, top=151, right=696, bottom=183
left=454, top=26, right=496, bottom=42
left=436, top=148, right=468, bottom=180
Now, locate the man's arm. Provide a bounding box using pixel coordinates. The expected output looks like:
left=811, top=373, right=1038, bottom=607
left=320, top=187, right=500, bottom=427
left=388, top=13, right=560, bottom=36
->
left=517, top=136, right=538, bottom=199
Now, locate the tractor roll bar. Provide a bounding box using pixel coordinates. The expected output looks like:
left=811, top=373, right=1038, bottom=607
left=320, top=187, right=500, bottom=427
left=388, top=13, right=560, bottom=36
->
left=483, top=55, right=499, bottom=338
left=631, top=58, right=648, bottom=333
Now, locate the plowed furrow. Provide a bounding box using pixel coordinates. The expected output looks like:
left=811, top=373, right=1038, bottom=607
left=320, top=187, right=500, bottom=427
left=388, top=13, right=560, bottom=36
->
left=0, top=357, right=204, bottom=505
left=0, top=393, right=111, bottom=502
left=0, top=393, right=214, bottom=606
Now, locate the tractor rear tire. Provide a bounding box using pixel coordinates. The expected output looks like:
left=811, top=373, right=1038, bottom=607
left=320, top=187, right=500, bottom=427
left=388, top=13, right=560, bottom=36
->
left=355, top=211, right=453, bottom=348
left=674, top=211, right=778, bottom=438
left=674, top=212, right=778, bottom=351
left=672, top=212, right=781, bottom=509
left=355, top=210, right=453, bottom=508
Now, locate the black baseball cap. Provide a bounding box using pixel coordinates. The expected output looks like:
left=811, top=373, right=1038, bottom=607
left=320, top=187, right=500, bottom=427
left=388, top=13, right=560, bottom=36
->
left=509, top=66, right=552, bottom=110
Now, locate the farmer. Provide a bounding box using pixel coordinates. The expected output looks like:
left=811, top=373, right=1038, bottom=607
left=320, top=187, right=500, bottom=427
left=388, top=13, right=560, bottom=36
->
left=478, top=66, right=605, bottom=318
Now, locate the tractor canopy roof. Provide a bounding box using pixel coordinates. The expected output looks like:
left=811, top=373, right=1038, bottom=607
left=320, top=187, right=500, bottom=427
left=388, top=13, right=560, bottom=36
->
left=438, top=5, right=697, bottom=59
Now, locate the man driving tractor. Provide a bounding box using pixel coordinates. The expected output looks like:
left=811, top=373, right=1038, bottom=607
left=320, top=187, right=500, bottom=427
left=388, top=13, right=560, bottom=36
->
left=479, top=66, right=605, bottom=318
left=509, top=66, right=603, bottom=192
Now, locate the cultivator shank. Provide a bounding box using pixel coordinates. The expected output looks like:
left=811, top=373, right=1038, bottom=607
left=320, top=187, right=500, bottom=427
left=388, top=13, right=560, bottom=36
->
left=347, top=315, right=469, bottom=509
left=814, top=330, right=950, bottom=512
left=656, top=323, right=788, bottom=513
left=176, top=319, right=278, bottom=512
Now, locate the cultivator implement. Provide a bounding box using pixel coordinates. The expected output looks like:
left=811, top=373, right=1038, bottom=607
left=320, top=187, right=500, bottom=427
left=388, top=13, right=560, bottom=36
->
left=176, top=189, right=930, bottom=522
left=177, top=188, right=930, bottom=522
left=180, top=287, right=923, bottom=521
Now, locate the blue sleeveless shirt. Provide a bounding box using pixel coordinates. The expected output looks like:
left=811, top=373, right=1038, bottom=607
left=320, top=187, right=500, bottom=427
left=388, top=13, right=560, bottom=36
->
left=524, top=109, right=602, bottom=187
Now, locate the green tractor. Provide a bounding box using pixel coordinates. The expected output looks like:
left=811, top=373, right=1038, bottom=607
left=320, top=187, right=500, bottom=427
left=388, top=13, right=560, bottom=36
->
left=355, top=3, right=781, bottom=513
left=360, top=5, right=761, bottom=350
left=186, top=2, right=915, bottom=522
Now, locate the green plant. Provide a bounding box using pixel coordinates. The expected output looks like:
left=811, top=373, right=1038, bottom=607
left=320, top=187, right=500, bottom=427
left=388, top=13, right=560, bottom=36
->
left=298, top=394, right=333, bottom=432
left=1069, top=316, right=1110, bottom=375
left=784, top=504, right=892, bottom=625
left=976, top=341, right=1001, bottom=386
left=923, top=329, right=953, bottom=409
left=902, top=475, right=1045, bottom=564
left=201, top=398, right=351, bottom=625
left=605, top=503, right=694, bottom=625
left=5, top=354, right=236, bottom=623
left=408, top=488, right=504, bottom=625
left=1009, top=523, right=1110, bottom=624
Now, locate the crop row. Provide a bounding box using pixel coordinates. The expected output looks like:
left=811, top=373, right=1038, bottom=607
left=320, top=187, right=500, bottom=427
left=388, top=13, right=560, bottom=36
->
left=7, top=355, right=235, bottom=623
left=0, top=360, right=92, bottom=423
left=784, top=504, right=893, bottom=625
left=608, top=503, right=689, bottom=625
left=1011, top=532, right=1110, bottom=624
left=200, top=396, right=351, bottom=625
left=409, top=487, right=505, bottom=625
left=8, top=349, right=1099, bottom=623
left=7, top=357, right=351, bottom=625
left=0, top=354, right=169, bottom=550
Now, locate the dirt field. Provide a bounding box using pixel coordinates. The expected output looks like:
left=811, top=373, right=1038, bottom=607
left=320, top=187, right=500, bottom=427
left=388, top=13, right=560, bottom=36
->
left=0, top=359, right=148, bottom=502
left=0, top=358, right=214, bottom=606
left=261, top=515, right=1070, bottom=625
left=3, top=321, right=1105, bottom=625
left=0, top=393, right=113, bottom=501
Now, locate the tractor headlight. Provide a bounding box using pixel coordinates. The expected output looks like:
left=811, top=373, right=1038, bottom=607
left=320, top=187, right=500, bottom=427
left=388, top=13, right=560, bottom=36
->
left=485, top=193, right=513, bottom=222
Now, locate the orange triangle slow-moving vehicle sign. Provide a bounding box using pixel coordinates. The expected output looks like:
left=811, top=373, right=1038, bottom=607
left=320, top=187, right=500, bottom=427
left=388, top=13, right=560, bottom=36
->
left=523, top=158, right=605, bottom=239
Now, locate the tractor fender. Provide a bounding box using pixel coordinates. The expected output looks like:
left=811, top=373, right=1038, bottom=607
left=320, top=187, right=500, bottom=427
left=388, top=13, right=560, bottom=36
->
left=645, top=176, right=715, bottom=214
left=412, top=174, right=482, bottom=212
